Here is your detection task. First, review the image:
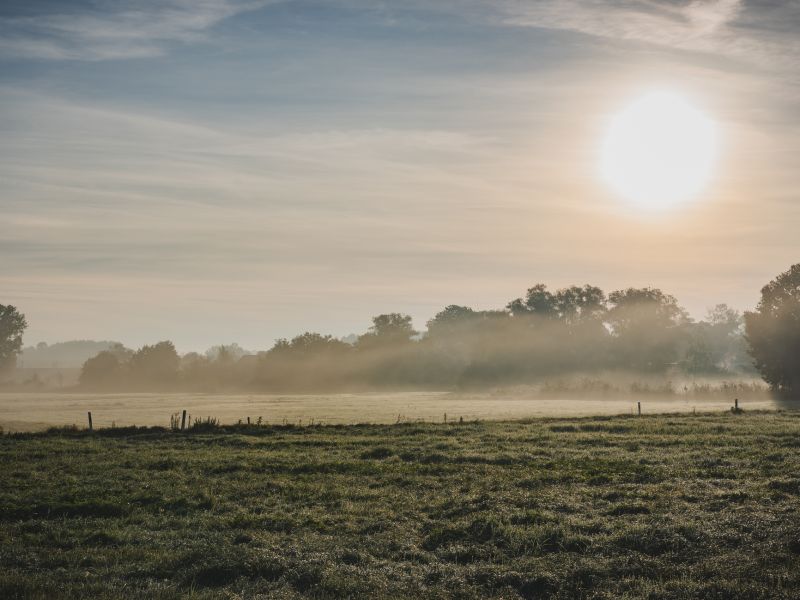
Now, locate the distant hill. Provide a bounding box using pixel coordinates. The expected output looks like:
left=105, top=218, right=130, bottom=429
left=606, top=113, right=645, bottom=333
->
left=19, top=341, right=120, bottom=369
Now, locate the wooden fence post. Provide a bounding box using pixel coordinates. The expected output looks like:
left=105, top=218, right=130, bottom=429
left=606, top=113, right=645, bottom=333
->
left=87, top=411, right=93, bottom=431
left=637, top=402, right=641, bottom=416
left=181, top=409, right=187, bottom=431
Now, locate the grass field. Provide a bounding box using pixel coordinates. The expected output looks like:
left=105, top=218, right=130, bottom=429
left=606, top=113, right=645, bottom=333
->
left=2, top=411, right=800, bottom=598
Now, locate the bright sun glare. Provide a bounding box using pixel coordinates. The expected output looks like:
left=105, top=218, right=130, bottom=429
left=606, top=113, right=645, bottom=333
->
left=601, top=91, right=717, bottom=211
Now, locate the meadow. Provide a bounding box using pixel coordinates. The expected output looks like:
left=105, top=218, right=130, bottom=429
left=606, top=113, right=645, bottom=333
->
left=0, top=379, right=775, bottom=432
left=2, top=410, right=800, bottom=598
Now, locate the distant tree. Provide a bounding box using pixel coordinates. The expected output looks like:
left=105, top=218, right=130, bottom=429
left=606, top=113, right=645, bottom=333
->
left=607, top=288, right=690, bottom=371
left=508, top=284, right=606, bottom=324
left=339, top=333, right=359, bottom=345
left=507, top=284, right=558, bottom=318
left=254, top=333, right=353, bottom=391
left=426, top=305, right=478, bottom=336
left=681, top=334, right=717, bottom=374
left=504, top=284, right=610, bottom=373
left=358, top=313, right=417, bottom=348
left=271, top=332, right=351, bottom=358
left=205, top=343, right=249, bottom=362
left=682, top=304, right=748, bottom=373
left=554, top=285, right=607, bottom=325
left=130, top=341, right=180, bottom=384
left=0, top=304, right=27, bottom=372
left=181, top=351, right=207, bottom=368
left=108, top=342, right=134, bottom=363
left=707, top=303, right=741, bottom=330
left=19, top=340, right=125, bottom=369
left=79, top=351, right=122, bottom=387
left=744, top=264, right=800, bottom=390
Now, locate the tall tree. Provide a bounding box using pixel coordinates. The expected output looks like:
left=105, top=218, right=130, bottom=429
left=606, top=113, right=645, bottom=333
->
left=744, top=264, right=800, bottom=391
left=507, top=284, right=558, bottom=318
left=607, top=288, right=690, bottom=371
left=0, top=304, right=27, bottom=372
left=130, top=341, right=180, bottom=384
left=554, top=285, right=607, bottom=325
left=682, top=304, right=748, bottom=373
left=79, top=351, right=122, bottom=387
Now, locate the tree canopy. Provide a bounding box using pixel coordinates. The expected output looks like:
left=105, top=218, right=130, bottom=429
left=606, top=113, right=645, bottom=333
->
left=745, top=264, right=800, bottom=391
left=0, top=304, right=27, bottom=372
left=357, top=313, right=417, bottom=348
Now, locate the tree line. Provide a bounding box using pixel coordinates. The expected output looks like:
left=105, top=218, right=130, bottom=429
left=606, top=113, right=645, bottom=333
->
left=2, top=264, right=799, bottom=393
left=75, top=284, right=752, bottom=391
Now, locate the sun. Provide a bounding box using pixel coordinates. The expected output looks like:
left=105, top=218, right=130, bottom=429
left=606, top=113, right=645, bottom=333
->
left=601, top=91, right=717, bottom=211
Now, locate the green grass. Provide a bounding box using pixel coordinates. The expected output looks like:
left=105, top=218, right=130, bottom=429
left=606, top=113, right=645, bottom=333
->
left=2, top=411, right=800, bottom=598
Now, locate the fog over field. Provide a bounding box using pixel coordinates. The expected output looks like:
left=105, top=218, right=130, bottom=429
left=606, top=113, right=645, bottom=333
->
left=3, top=279, right=797, bottom=433
left=0, top=381, right=777, bottom=432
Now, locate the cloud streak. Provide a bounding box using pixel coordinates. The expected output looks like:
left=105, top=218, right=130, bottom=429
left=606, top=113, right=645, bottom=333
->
left=0, top=0, right=270, bottom=60
left=489, top=0, right=799, bottom=72
left=340, top=0, right=797, bottom=73
left=2, top=0, right=798, bottom=72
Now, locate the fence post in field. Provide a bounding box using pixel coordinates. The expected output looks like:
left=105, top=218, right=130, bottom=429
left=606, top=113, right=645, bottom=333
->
left=735, top=398, right=739, bottom=411
left=181, top=409, right=187, bottom=431
left=247, top=416, right=250, bottom=425
left=87, top=411, right=93, bottom=431
left=637, top=402, right=641, bottom=417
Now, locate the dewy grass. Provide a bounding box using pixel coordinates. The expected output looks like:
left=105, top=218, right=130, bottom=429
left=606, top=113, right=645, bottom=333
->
left=1, top=411, right=800, bottom=598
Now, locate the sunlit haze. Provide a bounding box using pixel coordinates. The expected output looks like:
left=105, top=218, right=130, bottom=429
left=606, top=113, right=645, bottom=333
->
left=601, top=91, right=717, bottom=211
left=2, top=0, right=799, bottom=350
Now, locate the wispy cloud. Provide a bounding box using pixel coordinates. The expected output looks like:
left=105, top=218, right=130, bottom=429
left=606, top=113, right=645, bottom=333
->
left=490, top=0, right=800, bottom=71
left=2, top=0, right=798, bottom=69
left=498, top=0, right=738, bottom=48
left=1, top=0, right=798, bottom=347
left=341, top=0, right=796, bottom=73
left=0, top=89, right=504, bottom=268
left=0, top=0, right=270, bottom=60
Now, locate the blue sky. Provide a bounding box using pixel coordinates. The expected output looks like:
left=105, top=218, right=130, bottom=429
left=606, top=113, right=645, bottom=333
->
left=1, top=0, right=799, bottom=351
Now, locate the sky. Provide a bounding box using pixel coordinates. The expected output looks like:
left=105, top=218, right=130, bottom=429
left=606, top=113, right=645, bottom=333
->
left=1, top=0, right=799, bottom=352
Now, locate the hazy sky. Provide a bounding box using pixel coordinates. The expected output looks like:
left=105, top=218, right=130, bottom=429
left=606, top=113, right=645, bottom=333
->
left=2, top=0, right=799, bottom=351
